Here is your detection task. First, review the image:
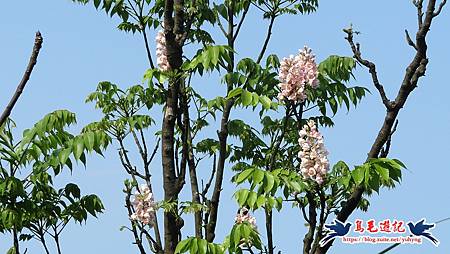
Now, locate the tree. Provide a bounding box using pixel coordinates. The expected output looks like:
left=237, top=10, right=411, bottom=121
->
left=66, top=0, right=448, bottom=254
left=0, top=33, right=109, bottom=254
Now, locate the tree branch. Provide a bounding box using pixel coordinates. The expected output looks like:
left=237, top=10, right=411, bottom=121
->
left=256, top=14, right=276, bottom=64
left=343, top=28, right=393, bottom=110
left=233, top=1, right=251, bottom=42
left=434, top=0, right=447, bottom=16
left=205, top=0, right=236, bottom=241
left=405, top=29, right=418, bottom=50
left=316, top=1, right=446, bottom=253
left=0, top=32, right=43, bottom=126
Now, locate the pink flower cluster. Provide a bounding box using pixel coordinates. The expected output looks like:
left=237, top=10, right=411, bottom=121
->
left=130, top=184, right=157, bottom=226
left=298, top=120, right=329, bottom=185
left=156, top=30, right=170, bottom=71
left=278, top=46, right=319, bottom=102
left=235, top=207, right=257, bottom=229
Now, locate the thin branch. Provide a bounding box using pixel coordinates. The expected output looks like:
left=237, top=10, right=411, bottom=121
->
left=148, top=138, right=161, bottom=164
left=267, top=104, right=291, bottom=171
left=434, top=0, right=447, bottom=16
left=256, top=14, right=276, bottom=64
left=250, top=1, right=266, bottom=13
left=0, top=32, right=43, bottom=126
left=233, top=2, right=251, bottom=42
left=413, top=0, right=424, bottom=27
left=201, top=153, right=217, bottom=198
left=404, top=29, right=418, bottom=50
left=343, top=28, right=393, bottom=110
left=216, top=18, right=228, bottom=37
left=206, top=0, right=236, bottom=241
left=142, top=29, right=156, bottom=69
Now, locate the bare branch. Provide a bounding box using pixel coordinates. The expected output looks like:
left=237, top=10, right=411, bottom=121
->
left=343, top=28, right=394, bottom=110
left=434, top=0, right=447, bottom=16
left=405, top=29, right=418, bottom=50
left=201, top=153, right=217, bottom=198
left=0, top=32, right=43, bottom=126
left=233, top=2, right=251, bottom=42
left=216, top=18, right=228, bottom=37
left=142, top=29, right=156, bottom=69
left=256, top=14, right=276, bottom=64
left=414, top=0, right=424, bottom=27
left=148, top=138, right=161, bottom=164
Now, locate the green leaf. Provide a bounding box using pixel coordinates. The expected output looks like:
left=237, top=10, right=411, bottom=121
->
left=351, top=166, right=366, bottom=185
left=256, top=195, right=266, bottom=208
left=369, top=170, right=380, bottom=193
left=59, top=148, right=71, bottom=165
left=73, top=138, right=84, bottom=161
left=259, top=96, right=271, bottom=110
left=190, top=238, right=198, bottom=253
left=241, top=90, right=252, bottom=106
left=253, top=169, right=264, bottom=184
left=236, top=168, right=254, bottom=184
left=237, top=189, right=250, bottom=206
left=198, top=239, right=207, bottom=254
left=83, top=132, right=95, bottom=151
left=374, top=164, right=389, bottom=182
left=264, top=173, right=275, bottom=193
left=392, top=159, right=407, bottom=169
left=227, top=87, right=243, bottom=99
left=247, top=191, right=257, bottom=208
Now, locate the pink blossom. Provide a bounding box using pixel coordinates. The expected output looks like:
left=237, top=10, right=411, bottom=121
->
left=235, top=207, right=257, bottom=249
left=235, top=207, right=257, bottom=229
left=278, top=46, right=319, bottom=102
left=130, top=184, right=157, bottom=226
left=156, top=30, right=170, bottom=71
left=298, top=120, right=329, bottom=185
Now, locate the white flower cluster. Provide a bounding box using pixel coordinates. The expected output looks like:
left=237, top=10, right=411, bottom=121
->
left=130, top=184, right=157, bottom=226
left=156, top=30, right=170, bottom=71
left=278, top=46, right=319, bottom=102
left=298, top=120, right=329, bottom=185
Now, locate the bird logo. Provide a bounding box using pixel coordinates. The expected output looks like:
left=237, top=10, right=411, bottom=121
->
left=319, top=219, right=352, bottom=247
left=407, top=219, right=439, bottom=246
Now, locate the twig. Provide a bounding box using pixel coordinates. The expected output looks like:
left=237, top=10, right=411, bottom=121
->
left=404, top=29, right=418, bottom=50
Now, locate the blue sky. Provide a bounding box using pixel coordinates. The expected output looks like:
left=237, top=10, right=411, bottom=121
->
left=1, top=0, right=449, bottom=253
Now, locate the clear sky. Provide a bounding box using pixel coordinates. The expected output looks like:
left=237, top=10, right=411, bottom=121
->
left=1, top=0, right=449, bottom=253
